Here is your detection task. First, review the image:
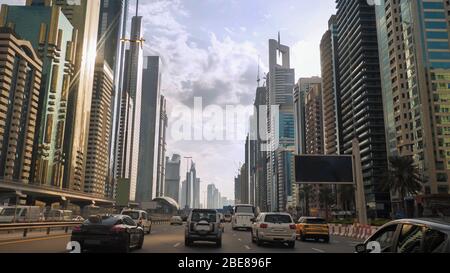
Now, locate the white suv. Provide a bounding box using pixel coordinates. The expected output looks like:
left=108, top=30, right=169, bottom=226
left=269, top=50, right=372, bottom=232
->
left=251, top=213, right=297, bottom=248
left=121, top=210, right=152, bottom=234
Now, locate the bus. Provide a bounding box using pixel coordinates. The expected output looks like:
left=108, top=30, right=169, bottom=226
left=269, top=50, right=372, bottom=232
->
left=231, top=204, right=258, bottom=231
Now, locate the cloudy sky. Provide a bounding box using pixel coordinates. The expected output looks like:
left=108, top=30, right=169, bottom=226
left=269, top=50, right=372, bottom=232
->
left=1, top=0, right=336, bottom=203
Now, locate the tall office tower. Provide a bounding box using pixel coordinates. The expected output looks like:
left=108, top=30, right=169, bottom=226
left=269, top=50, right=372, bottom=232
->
left=305, top=84, right=324, bottom=155
left=185, top=162, right=197, bottom=208
left=376, top=1, right=450, bottom=203
left=293, top=77, right=323, bottom=155
left=27, top=0, right=101, bottom=192
left=242, top=136, right=250, bottom=204
left=137, top=56, right=162, bottom=202
left=116, top=16, right=144, bottom=202
left=180, top=180, right=187, bottom=208
left=1, top=5, right=76, bottom=188
left=0, top=27, right=42, bottom=182
left=321, top=15, right=342, bottom=155
left=193, top=178, right=200, bottom=208
left=84, top=60, right=113, bottom=197
left=165, top=154, right=181, bottom=203
left=97, top=0, right=127, bottom=198
left=156, top=95, right=168, bottom=197
left=234, top=174, right=241, bottom=205
left=254, top=86, right=268, bottom=211
left=207, top=184, right=217, bottom=209
left=337, top=0, right=390, bottom=218
left=267, top=38, right=295, bottom=212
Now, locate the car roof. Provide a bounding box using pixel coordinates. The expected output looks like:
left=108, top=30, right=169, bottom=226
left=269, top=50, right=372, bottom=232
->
left=386, top=218, right=450, bottom=231
left=299, top=216, right=325, bottom=219
left=261, top=212, right=292, bottom=216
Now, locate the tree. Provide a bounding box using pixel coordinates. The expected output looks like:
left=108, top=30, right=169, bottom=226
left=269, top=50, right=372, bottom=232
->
left=381, top=156, right=424, bottom=216
left=299, top=185, right=313, bottom=216
left=338, top=184, right=355, bottom=212
left=319, top=185, right=335, bottom=220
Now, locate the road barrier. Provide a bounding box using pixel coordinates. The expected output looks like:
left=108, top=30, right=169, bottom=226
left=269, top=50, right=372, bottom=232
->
left=329, top=224, right=379, bottom=241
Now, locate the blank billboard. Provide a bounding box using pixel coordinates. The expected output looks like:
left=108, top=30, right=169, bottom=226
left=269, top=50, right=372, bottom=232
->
left=295, top=155, right=354, bottom=184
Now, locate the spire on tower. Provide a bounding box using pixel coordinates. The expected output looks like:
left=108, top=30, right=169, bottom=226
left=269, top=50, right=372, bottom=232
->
left=257, top=55, right=261, bottom=87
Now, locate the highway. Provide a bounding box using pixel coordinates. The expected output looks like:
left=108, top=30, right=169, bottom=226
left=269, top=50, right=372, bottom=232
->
left=0, top=223, right=362, bottom=253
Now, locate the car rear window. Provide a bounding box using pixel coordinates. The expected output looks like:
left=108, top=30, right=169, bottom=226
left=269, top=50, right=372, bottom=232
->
left=305, top=218, right=327, bottom=224
left=191, top=210, right=217, bottom=222
left=122, top=211, right=140, bottom=220
left=264, top=215, right=292, bottom=224
left=85, top=215, right=119, bottom=225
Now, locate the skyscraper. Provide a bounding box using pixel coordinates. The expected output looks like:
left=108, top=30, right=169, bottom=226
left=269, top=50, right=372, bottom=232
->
left=267, top=38, right=295, bottom=212
left=375, top=0, right=450, bottom=209
left=180, top=180, right=187, bottom=208
left=0, top=4, right=76, bottom=188
left=115, top=15, right=144, bottom=202
left=0, top=27, right=42, bottom=183
left=305, top=84, right=324, bottom=155
left=207, top=184, right=216, bottom=209
left=156, top=95, right=168, bottom=197
left=165, top=154, right=181, bottom=203
left=321, top=15, right=342, bottom=156
left=27, top=0, right=101, bottom=193
left=84, top=60, right=113, bottom=197
left=137, top=56, right=162, bottom=202
left=336, top=0, right=390, bottom=218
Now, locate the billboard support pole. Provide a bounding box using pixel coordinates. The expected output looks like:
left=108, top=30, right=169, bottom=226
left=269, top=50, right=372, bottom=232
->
left=352, top=139, right=368, bottom=225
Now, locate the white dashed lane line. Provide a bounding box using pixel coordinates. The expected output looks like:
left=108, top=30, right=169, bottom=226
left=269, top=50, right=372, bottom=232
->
left=174, top=243, right=181, bottom=248
left=312, top=248, right=325, bottom=253
left=244, top=245, right=251, bottom=250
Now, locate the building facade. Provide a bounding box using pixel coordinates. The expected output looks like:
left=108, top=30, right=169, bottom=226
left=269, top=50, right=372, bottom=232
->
left=337, top=0, right=390, bottom=217
left=305, top=83, right=324, bottom=155
left=0, top=27, right=42, bottom=183
left=164, top=154, right=181, bottom=203
left=156, top=95, right=168, bottom=197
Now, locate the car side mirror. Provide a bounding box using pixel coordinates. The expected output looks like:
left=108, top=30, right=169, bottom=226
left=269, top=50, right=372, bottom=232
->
left=355, top=244, right=367, bottom=254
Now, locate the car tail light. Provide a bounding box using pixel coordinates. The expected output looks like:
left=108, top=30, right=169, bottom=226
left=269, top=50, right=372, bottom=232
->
left=289, top=224, right=296, bottom=230
left=111, top=225, right=126, bottom=233
left=72, top=226, right=82, bottom=232
left=260, top=223, right=268, bottom=229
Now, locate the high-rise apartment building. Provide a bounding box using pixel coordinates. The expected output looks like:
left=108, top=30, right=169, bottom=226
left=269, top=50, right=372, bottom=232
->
left=0, top=27, right=42, bottom=182
left=336, top=0, right=390, bottom=217
left=0, top=5, right=76, bottom=188
left=376, top=0, right=450, bottom=205
left=156, top=95, right=168, bottom=197
left=84, top=60, right=113, bottom=197
left=321, top=15, right=342, bottom=156
left=305, top=84, right=324, bottom=155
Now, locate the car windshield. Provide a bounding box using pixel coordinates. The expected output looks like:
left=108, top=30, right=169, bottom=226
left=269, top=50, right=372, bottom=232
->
left=305, top=218, right=327, bottom=224
left=191, top=211, right=217, bottom=222
left=235, top=206, right=254, bottom=214
left=122, top=211, right=140, bottom=220
left=265, top=215, right=292, bottom=224
left=0, top=208, right=18, bottom=216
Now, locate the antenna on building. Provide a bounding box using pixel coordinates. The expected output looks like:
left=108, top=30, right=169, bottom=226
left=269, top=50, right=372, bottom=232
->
left=278, top=31, right=281, bottom=57
left=136, top=0, right=139, bottom=17
left=257, top=55, right=261, bottom=87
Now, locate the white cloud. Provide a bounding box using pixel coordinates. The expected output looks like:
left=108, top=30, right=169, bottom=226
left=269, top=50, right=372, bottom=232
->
left=291, top=39, right=322, bottom=79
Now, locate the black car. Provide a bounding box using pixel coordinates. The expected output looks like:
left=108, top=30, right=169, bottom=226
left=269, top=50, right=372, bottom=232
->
left=185, top=209, right=223, bottom=247
left=355, top=218, right=450, bottom=253
left=71, top=214, right=145, bottom=253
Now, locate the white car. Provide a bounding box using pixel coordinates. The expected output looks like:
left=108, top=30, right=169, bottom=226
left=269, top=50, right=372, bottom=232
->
left=251, top=213, right=297, bottom=248
left=232, top=204, right=256, bottom=231
left=121, top=210, right=152, bottom=234
left=170, top=216, right=183, bottom=225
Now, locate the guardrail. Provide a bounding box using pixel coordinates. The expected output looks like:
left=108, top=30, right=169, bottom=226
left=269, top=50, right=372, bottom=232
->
left=0, top=222, right=82, bottom=238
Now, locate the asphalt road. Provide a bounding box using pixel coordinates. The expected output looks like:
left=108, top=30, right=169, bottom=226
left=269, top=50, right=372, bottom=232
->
left=0, top=223, right=362, bottom=253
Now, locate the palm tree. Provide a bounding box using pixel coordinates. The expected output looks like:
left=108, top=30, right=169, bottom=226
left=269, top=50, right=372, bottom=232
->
left=299, top=185, right=313, bottom=216
left=338, top=184, right=355, bottom=212
left=381, top=156, right=424, bottom=216
left=319, top=185, right=335, bottom=220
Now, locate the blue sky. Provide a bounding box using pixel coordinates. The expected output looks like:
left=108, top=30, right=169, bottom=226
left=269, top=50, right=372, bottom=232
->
left=1, top=0, right=336, bottom=203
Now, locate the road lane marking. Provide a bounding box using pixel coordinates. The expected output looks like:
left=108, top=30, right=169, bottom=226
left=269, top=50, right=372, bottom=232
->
left=0, top=234, right=70, bottom=247
left=244, top=245, right=251, bottom=250
left=174, top=243, right=181, bottom=248
left=238, top=238, right=242, bottom=241
left=312, top=248, right=325, bottom=253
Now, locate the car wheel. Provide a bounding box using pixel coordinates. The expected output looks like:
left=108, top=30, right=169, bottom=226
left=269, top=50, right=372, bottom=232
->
left=216, top=239, right=222, bottom=248
left=185, top=238, right=192, bottom=247
left=147, top=225, right=152, bottom=234
left=288, top=241, right=295, bottom=249
left=251, top=231, right=256, bottom=243
left=299, top=233, right=306, bottom=242
left=256, top=232, right=263, bottom=247
left=324, top=237, right=330, bottom=244
left=121, top=234, right=131, bottom=253
left=137, top=231, right=144, bottom=250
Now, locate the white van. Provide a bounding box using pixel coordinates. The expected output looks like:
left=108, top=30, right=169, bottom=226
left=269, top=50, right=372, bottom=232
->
left=46, top=210, right=73, bottom=221
left=0, top=206, right=42, bottom=223
left=121, top=209, right=152, bottom=234
left=232, top=204, right=257, bottom=231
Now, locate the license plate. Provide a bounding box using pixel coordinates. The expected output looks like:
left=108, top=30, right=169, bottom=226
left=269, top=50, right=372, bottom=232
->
left=273, top=229, right=285, bottom=233
left=85, top=240, right=101, bottom=245
left=196, top=225, right=210, bottom=231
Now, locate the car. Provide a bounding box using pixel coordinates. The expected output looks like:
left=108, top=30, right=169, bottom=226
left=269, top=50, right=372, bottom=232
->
left=0, top=206, right=42, bottom=223
left=355, top=218, right=450, bottom=253
left=71, top=215, right=145, bottom=253
left=218, top=213, right=225, bottom=233
left=224, top=213, right=232, bottom=223
left=121, top=209, right=152, bottom=234
left=185, top=209, right=223, bottom=247
left=251, top=213, right=297, bottom=248
left=170, top=216, right=183, bottom=225
left=232, top=204, right=257, bottom=231
left=46, top=210, right=73, bottom=221
left=296, top=217, right=330, bottom=243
